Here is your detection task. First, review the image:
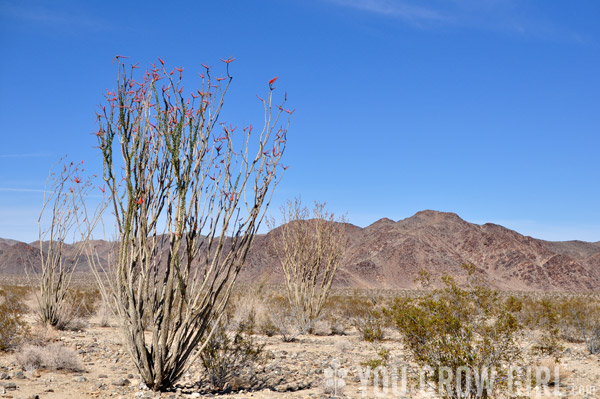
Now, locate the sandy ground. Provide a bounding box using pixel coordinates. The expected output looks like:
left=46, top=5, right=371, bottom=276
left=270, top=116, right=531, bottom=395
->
left=1, top=313, right=599, bottom=399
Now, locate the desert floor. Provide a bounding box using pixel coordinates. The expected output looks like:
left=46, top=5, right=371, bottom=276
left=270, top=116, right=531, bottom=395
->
left=1, top=313, right=599, bottom=399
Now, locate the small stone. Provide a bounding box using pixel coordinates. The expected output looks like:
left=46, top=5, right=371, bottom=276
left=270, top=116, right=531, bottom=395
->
left=12, top=371, right=25, bottom=380
left=29, top=395, right=40, bottom=399
left=98, top=374, right=108, bottom=379
left=0, top=386, right=5, bottom=394
left=0, top=372, right=9, bottom=380
left=128, top=373, right=134, bottom=379
left=2, top=382, right=17, bottom=390
left=190, top=393, right=201, bottom=398
left=112, top=378, right=131, bottom=386
left=73, top=376, right=88, bottom=383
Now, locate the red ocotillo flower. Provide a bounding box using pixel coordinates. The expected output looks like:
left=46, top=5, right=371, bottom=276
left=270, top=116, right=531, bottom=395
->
left=220, top=57, right=235, bottom=64
left=269, top=76, right=278, bottom=86
left=135, top=196, right=144, bottom=205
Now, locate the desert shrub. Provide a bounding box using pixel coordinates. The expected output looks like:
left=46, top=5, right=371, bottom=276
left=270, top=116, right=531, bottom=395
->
left=385, top=265, right=523, bottom=399
left=49, top=287, right=101, bottom=331
left=267, top=294, right=313, bottom=342
left=342, top=295, right=386, bottom=342
left=15, top=343, right=83, bottom=372
left=228, top=280, right=271, bottom=336
left=199, top=319, right=265, bottom=391
left=518, top=297, right=564, bottom=360
left=360, top=346, right=391, bottom=370
left=66, top=287, right=100, bottom=318
left=560, top=296, right=600, bottom=354
left=258, top=317, right=279, bottom=337
left=0, top=286, right=30, bottom=351
left=37, top=287, right=98, bottom=331
left=320, top=295, right=350, bottom=335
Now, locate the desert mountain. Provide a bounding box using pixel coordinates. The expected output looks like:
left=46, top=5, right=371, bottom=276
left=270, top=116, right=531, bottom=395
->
left=1, top=210, right=599, bottom=291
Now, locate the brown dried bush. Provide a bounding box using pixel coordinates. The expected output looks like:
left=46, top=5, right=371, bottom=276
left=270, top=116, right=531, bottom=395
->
left=15, top=343, right=83, bottom=372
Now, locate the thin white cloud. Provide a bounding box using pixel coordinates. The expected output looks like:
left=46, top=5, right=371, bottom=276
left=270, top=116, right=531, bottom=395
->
left=0, top=187, right=46, bottom=193
left=330, top=0, right=447, bottom=23
left=0, top=153, right=50, bottom=158
left=327, top=0, right=588, bottom=42
left=0, top=2, right=113, bottom=31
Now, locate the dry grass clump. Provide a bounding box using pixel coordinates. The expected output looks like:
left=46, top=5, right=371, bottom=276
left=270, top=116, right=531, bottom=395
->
left=15, top=343, right=83, bottom=372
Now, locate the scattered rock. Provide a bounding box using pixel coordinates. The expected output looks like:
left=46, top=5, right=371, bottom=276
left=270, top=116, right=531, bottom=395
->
left=11, top=371, right=24, bottom=380
left=2, top=382, right=17, bottom=390
left=112, top=378, right=131, bottom=386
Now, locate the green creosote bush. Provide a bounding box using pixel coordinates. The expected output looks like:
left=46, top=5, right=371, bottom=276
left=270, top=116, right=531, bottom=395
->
left=0, top=286, right=30, bottom=351
left=385, top=265, right=523, bottom=399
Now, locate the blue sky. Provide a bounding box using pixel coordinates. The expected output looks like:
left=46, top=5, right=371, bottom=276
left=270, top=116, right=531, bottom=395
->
left=1, top=0, right=599, bottom=242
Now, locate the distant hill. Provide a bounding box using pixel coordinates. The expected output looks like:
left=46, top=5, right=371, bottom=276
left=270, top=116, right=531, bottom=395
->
left=241, top=210, right=600, bottom=291
left=2, top=210, right=599, bottom=291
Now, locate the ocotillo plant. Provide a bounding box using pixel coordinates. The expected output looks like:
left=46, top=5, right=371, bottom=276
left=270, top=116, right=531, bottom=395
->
left=33, top=157, right=97, bottom=329
left=93, top=56, right=290, bottom=391
left=269, top=198, right=347, bottom=336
